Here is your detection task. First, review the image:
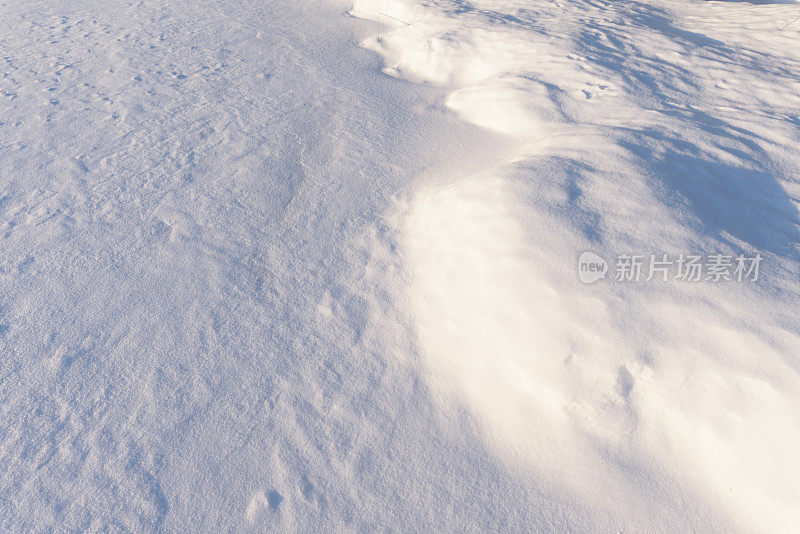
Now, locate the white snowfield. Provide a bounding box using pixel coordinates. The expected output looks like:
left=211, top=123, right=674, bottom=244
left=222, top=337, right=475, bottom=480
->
left=1, top=0, right=799, bottom=530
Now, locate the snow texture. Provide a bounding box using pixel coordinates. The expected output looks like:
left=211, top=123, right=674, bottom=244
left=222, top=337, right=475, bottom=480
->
left=1, top=0, right=799, bottom=531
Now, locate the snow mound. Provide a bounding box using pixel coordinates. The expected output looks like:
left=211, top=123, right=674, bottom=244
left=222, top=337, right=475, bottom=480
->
left=353, top=0, right=800, bottom=530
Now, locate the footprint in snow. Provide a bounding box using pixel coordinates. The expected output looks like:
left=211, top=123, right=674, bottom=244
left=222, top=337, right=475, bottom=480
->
left=245, top=489, right=283, bottom=523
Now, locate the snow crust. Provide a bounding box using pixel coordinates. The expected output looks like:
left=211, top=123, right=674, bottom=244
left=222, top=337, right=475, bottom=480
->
left=354, top=0, right=800, bottom=530
left=2, top=0, right=799, bottom=530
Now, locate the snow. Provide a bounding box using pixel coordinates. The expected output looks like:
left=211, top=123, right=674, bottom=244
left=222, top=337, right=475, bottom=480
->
left=361, top=0, right=800, bottom=530
left=1, top=0, right=799, bottom=531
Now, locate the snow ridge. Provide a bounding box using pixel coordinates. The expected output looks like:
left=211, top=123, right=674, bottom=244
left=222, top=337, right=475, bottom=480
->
left=351, top=0, right=800, bottom=530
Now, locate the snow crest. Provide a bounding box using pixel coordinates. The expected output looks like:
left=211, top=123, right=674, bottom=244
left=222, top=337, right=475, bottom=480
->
left=353, top=0, right=800, bottom=530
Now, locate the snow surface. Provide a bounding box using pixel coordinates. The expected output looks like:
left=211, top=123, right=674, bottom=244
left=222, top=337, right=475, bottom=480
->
left=2, top=0, right=800, bottom=531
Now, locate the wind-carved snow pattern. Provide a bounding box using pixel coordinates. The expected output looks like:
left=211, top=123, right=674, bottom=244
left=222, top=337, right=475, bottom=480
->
left=0, top=0, right=532, bottom=529
left=351, top=0, right=800, bottom=530
left=2, top=0, right=800, bottom=529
